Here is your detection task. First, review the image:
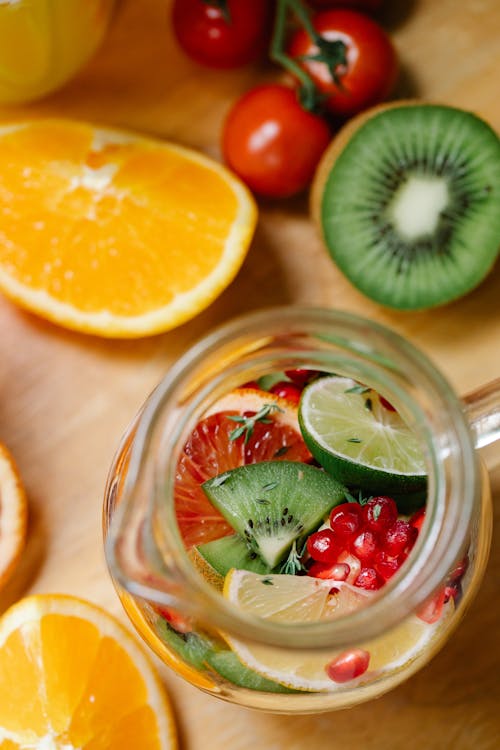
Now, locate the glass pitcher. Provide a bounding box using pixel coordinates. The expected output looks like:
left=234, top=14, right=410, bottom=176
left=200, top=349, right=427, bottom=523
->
left=0, top=0, right=115, bottom=104
left=103, top=308, right=497, bottom=713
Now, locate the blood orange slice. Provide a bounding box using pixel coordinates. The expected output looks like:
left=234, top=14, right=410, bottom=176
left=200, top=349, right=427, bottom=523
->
left=175, top=388, right=311, bottom=548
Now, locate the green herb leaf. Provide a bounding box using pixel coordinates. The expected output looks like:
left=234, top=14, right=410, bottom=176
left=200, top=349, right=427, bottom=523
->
left=344, top=490, right=358, bottom=504
left=229, top=404, right=284, bottom=444
left=211, top=473, right=229, bottom=488
left=347, top=437, right=362, bottom=443
left=279, top=540, right=306, bottom=575
left=228, top=425, right=246, bottom=440
left=262, top=481, right=279, bottom=492
left=345, top=384, right=370, bottom=395
left=261, top=578, right=274, bottom=586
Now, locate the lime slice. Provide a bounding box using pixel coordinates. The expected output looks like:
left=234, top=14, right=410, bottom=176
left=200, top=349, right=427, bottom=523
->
left=223, top=570, right=444, bottom=692
left=299, top=376, right=426, bottom=494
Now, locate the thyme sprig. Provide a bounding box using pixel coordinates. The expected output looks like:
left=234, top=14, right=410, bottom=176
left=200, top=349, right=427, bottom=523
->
left=228, top=403, right=284, bottom=444
left=344, top=489, right=373, bottom=506
left=279, top=539, right=307, bottom=575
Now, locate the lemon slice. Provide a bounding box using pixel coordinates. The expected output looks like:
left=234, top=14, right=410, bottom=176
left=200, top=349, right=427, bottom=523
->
left=299, top=376, right=427, bottom=494
left=223, top=570, right=443, bottom=692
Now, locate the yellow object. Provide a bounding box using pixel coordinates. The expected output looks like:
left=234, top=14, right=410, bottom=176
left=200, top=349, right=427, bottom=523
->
left=0, top=442, right=27, bottom=590
left=0, top=0, right=115, bottom=103
left=0, top=120, right=257, bottom=337
left=0, top=594, right=177, bottom=749
left=223, top=570, right=442, bottom=692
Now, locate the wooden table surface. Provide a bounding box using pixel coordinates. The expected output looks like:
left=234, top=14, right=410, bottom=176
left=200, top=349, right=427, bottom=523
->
left=0, top=1, right=499, bottom=748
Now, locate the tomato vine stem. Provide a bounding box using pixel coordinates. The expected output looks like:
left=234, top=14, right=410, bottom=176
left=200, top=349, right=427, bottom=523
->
left=271, top=0, right=349, bottom=109
left=271, top=0, right=322, bottom=112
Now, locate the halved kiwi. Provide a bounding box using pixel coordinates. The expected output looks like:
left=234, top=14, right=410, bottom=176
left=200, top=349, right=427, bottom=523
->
left=312, top=102, right=500, bottom=310
left=202, top=461, right=345, bottom=568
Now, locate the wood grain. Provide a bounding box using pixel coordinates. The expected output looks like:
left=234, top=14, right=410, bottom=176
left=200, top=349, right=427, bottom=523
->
left=0, top=1, right=499, bottom=748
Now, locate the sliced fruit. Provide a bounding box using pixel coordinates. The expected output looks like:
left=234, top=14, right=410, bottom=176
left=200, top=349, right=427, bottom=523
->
left=205, top=650, right=297, bottom=693
left=175, top=388, right=311, bottom=548
left=223, top=570, right=368, bottom=624
left=155, top=618, right=216, bottom=670
left=312, top=103, right=500, bottom=310
left=299, top=376, right=426, bottom=494
left=0, top=594, right=176, bottom=748
left=223, top=569, right=445, bottom=691
left=195, top=534, right=270, bottom=578
left=155, top=609, right=294, bottom=694
left=0, top=119, right=257, bottom=337
left=203, top=462, right=345, bottom=568
left=0, top=442, right=27, bottom=590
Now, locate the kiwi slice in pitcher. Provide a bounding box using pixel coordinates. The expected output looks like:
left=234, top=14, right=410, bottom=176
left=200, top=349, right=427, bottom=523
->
left=195, top=534, right=270, bottom=577
left=205, top=650, right=298, bottom=693
left=312, top=103, right=500, bottom=310
left=202, top=461, right=345, bottom=568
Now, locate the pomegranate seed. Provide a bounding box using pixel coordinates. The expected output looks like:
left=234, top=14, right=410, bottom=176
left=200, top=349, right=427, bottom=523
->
left=326, top=649, right=370, bottom=683
left=284, top=368, right=318, bottom=387
left=382, top=520, right=417, bottom=557
left=417, top=588, right=446, bottom=624
left=308, top=561, right=350, bottom=581
left=306, top=529, right=339, bottom=564
left=410, top=507, right=426, bottom=533
left=380, top=395, right=396, bottom=412
left=354, top=567, right=384, bottom=590
left=269, top=381, right=301, bottom=404
left=362, top=496, right=398, bottom=533
left=443, top=585, right=460, bottom=603
left=337, top=551, right=361, bottom=583
left=374, top=550, right=400, bottom=580
left=241, top=381, right=260, bottom=390
left=449, top=555, right=469, bottom=584
left=351, top=529, right=379, bottom=564
left=329, top=502, right=363, bottom=540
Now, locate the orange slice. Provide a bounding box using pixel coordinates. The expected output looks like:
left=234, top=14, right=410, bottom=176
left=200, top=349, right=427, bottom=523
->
left=0, top=119, right=257, bottom=338
left=0, top=443, right=27, bottom=590
left=0, top=594, right=177, bottom=749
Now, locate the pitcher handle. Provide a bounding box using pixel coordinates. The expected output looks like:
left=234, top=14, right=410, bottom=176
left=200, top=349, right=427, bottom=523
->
left=463, top=378, right=500, bottom=465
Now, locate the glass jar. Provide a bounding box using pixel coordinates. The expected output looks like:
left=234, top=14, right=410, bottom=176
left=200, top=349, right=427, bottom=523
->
left=0, top=0, right=115, bottom=104
left=103, top=308, right=497, bottom=713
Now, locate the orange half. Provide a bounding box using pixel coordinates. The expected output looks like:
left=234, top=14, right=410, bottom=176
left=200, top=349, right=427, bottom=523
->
left=0, top=594, right=177, bottom=749
left=0, top=119, right=257, bottom=337
left=0, top=443, right=27, bottom=590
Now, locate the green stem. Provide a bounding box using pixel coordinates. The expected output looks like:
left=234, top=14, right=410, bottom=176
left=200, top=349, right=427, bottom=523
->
left=285, top=0, right=322, bottom=43
left=271, top=0, right=321, bottom=112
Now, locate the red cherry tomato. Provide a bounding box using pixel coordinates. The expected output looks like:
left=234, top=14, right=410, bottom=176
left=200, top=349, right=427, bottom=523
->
left=287, top=9, right=398, bottom=118
left=172, top=0, right=271, bottom=69
left=308, top=0, right=383, bottom=11
left=222, top=84, right=331, bottom=198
